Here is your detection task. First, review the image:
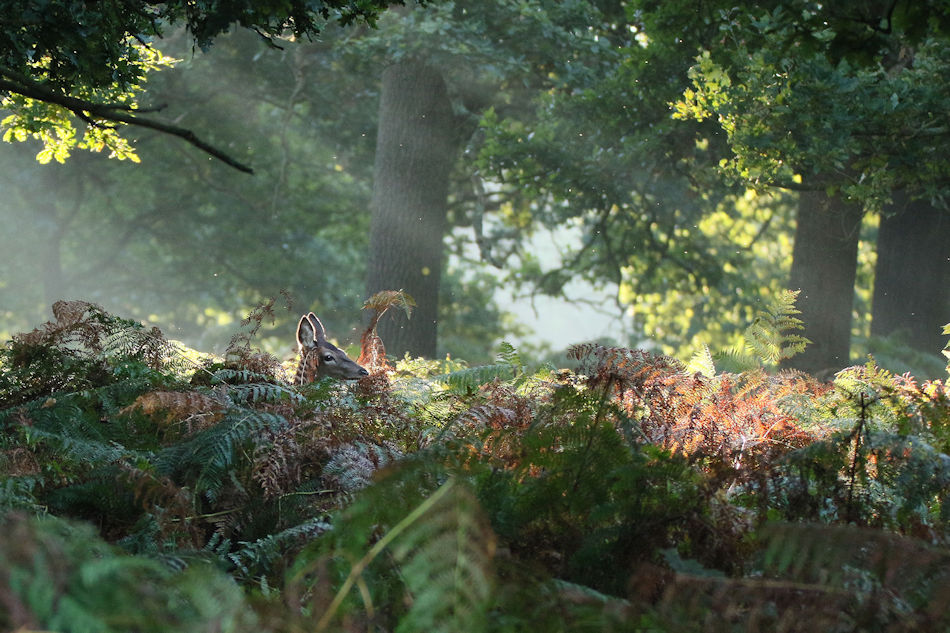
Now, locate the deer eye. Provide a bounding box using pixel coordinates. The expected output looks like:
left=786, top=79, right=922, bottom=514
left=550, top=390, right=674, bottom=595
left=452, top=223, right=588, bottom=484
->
left=322, top=354, right=335, bottom=362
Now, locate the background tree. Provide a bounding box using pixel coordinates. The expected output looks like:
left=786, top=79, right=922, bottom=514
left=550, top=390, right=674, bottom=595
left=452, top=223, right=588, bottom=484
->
left=3, top=0, right=946, bottom=376
left=871, top=195, right=950, bottom=354
left=339, top=1, right=628, bottom=357
left=0, top=30, right=371, bottom=347
left=674, top=1, right=950, bottom=372
left=367, top=61, right=459, bottom=356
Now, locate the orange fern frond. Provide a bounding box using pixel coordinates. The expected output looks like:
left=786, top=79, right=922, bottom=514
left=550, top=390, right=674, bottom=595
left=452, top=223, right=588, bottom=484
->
left=120, top=390, right=226, bottom=431
left=358, top=290, right=415, bottom=373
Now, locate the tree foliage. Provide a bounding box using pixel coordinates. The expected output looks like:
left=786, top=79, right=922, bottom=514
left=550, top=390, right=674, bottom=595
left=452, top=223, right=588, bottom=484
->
left=0, top=0, right=406, bottom=170
left=673, top=2, right=950, bottom=208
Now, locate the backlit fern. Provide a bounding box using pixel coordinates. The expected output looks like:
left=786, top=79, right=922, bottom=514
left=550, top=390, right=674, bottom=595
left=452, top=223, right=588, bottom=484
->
left=720, top=289, right=811, bottom=371
left=569, top=342, right=824, bottom=468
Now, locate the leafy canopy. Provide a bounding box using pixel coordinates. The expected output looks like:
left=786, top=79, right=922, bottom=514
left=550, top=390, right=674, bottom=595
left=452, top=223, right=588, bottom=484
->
left=672, top=2, right=950, bottom=209
left=0, top=0, right=407, bottom=170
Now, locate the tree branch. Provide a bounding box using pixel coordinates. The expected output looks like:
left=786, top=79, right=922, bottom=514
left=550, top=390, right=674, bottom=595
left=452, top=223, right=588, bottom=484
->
left=0, top=66, right=254, bottom=174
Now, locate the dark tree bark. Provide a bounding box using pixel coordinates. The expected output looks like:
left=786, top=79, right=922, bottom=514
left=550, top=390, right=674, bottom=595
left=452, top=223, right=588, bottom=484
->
left=871, top=194, right=950, bottom=354
left=783, top=190, right=864, bottom=374
left=366, top=60, right=460, bottom=358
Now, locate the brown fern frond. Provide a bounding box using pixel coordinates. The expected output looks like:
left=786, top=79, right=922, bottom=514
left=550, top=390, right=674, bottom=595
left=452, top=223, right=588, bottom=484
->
left=227, top=349, right=284, bottom=379
left=224, top=294, right=292, bottom=379
left=358, top=290, right=415, bottom=373
left=362, top=289, right=416, bottom=315
left=252, top=424, right=303, bottom=500
left=120, top=390, right=226, bottom=432
left=51, top=299, right=92, bottom=325
left=357, top=329, right=388, bottom=374
left=570, top=343, right=683, bottom=392
left=458, top=404, right=519, bottom=431
left=571, top=344, right=826, bottom=470
left=0, top=447, right=40, bottom=476
left=441, top=380, right=547, bottom=468
left=11, top=301, right=174, bottom=371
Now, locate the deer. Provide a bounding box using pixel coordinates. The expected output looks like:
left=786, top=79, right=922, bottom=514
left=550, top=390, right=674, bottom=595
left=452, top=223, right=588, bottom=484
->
left=294, top=312, right=368, bottom=384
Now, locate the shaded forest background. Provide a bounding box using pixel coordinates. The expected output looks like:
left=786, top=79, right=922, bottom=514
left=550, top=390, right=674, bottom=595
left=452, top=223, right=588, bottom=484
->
left=0, top=0, right=946, bottom=377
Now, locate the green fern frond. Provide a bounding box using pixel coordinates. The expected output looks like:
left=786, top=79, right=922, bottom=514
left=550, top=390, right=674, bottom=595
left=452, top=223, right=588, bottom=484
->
left=228, top=517, right=331, bottom=580
left=314, top=477, right=495, bottom=633
left=685, top=345, right=716, bottom=378
left=210, top=368, right=280, bottom=385
left=323, top=441, right=402, bottom=493
left=0, top=476, right=43, bottom=512
left=392, top=479, right=495, bottom=633
left=23, top=426, right=134, bottom=465
left=760, top=523, right=950, bottom=617
left=196, top=411, right=289, bottom=503
left=223, top=382, right=303, bottom=405
left=155, top=408, right=289, bottom=501
left=435, top=364, right=518, bottom=391
left=435, top=343, right=527, bottom=392
left=0, top=512, right=254, bottom=632
left=495, top=341, right=523, bottom=368
left=743, top=289, right=810, bottom=367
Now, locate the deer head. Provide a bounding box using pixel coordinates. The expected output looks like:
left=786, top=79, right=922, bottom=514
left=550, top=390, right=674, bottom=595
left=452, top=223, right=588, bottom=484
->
left=294, top=313, right=368, bottom=383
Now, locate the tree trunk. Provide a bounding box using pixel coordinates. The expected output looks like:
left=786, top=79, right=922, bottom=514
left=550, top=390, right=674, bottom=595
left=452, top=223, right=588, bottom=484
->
left=783, top=190, right=864, bottom=374
left=871, top=194, right=950, bottom=354
left=366, top=60, right=459, bottom=358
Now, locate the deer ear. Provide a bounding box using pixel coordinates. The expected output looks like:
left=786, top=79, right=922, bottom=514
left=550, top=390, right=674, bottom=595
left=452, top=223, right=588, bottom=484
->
left=296, top=314, right=316, bottom=349
left=307, top=313, right=328, bottom=344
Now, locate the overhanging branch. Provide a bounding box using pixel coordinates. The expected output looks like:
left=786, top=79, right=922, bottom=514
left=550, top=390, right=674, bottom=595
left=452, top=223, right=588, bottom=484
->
left=0, top=66, right=254, bottom=174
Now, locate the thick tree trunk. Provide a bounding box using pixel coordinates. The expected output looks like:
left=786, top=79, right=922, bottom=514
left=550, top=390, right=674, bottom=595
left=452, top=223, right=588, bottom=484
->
left=783, top=190, right=864, bottom=374
left=366, top=60, right=459, bottom=358
left=871, top=194, right=950, bottom=354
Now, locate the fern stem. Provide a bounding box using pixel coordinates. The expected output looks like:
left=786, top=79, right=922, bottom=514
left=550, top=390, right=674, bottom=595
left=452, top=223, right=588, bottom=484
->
left=175, top=508, right=239, bottom=522
left=845, top=392, right=868, bottom=523
left=315, top=478, right=456, bottom=631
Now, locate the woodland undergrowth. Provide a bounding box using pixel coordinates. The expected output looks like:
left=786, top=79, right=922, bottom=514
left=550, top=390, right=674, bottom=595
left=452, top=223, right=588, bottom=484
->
left=0, top=298, right=949, bottom=633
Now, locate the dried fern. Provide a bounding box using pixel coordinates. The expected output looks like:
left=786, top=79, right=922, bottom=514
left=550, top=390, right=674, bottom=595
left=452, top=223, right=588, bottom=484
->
left=569, top=343, right=821, bottom=467
left=120, top=390, right=227, bottom=431
left=358, top=289, right=416, bottom=373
